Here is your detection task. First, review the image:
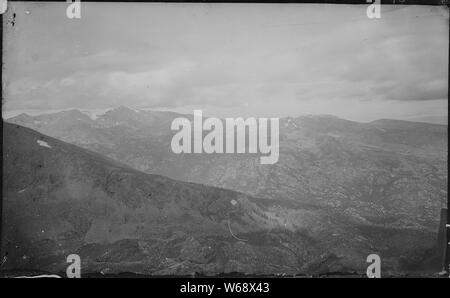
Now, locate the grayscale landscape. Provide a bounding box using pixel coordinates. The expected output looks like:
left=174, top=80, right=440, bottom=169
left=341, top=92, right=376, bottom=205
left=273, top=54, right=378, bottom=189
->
left=1, top=3, right=448, bottom=277
left=2, top=108, right=447, bottom=275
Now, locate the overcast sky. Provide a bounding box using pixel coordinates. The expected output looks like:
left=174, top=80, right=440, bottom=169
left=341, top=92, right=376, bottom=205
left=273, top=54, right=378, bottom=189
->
left=2, top=2, right=449, bottom=123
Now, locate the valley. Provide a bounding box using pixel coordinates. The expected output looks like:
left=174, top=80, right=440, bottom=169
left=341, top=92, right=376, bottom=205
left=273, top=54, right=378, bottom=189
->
left=3, top=108, right=447, bottom=275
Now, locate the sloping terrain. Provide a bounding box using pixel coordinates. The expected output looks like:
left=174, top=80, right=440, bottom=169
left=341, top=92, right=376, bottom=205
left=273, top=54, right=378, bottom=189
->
left=8, top=108, right=447, bottom=233
left=4, top=108, right=447, bottom=275
left=0, top=123, right=377, bottom=275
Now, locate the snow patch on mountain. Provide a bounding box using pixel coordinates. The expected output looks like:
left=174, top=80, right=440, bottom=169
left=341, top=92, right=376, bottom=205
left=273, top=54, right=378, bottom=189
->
left=37, top=140, right=51, bottom=148
left=80, top=109, right=112, bottom=120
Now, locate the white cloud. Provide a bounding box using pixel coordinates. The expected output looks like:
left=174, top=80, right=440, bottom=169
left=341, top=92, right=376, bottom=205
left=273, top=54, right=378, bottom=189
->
left=3, top=3, right=448, bottom=121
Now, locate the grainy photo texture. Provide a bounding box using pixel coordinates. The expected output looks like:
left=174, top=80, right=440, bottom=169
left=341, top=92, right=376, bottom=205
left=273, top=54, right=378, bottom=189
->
left=1, top=1, right=449, bottom=279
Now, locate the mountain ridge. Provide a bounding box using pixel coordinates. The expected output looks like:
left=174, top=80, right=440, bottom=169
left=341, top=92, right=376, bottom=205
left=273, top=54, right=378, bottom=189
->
left=2, top=122, right=443, bottom=274
left=3, top=105, right=446, bottom=274
left=5, top=106, right=448, bottom=127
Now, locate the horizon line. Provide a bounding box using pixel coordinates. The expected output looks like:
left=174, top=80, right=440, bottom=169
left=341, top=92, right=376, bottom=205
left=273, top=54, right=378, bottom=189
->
left=2, top=106, right=448, bottom=126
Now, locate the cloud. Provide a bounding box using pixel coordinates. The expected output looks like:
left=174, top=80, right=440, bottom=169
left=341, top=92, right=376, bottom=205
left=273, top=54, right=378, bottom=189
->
left=2, top=3, right=448, bottom=121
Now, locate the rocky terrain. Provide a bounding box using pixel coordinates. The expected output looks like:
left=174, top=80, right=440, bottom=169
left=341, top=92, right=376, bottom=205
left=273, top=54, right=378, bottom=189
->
left=8, top=108, right=447, bottom=231
left=3, top=108, right=447, bottom=275
left=0, top=122, right=367, bottom=275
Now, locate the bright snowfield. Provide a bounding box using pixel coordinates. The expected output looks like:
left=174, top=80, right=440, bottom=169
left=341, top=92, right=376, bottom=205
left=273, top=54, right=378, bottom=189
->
left=37, top=140, right=51, bottom=148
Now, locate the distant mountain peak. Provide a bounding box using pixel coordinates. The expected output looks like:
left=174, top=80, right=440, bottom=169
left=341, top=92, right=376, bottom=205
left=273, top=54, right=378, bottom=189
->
left=61, top=109, right=88, bottom=115
left=6, top=113, right=35, bottom=125
left=113, top=105, right=131, bottom=110
left=11, top=113, right=33, bottom=119
left=369, top=118, right=446, bottom=128
left=110, top=106, right=140, bottom=113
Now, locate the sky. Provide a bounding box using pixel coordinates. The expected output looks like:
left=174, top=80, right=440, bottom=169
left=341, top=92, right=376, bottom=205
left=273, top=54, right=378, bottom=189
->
left=2, top=2, right=449, bottom=123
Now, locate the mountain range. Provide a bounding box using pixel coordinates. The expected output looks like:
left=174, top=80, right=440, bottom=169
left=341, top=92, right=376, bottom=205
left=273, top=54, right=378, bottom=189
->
left=2, top=107, right=447, bottom=275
